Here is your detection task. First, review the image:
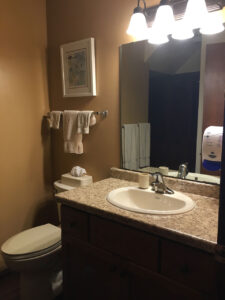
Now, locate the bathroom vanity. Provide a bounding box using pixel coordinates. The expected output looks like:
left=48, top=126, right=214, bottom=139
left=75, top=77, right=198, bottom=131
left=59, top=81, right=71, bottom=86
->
left=58, top=171, right=220, bottom=299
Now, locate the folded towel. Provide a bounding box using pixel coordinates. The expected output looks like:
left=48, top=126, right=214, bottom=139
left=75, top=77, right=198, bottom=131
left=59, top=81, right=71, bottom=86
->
left=122, top=124, right=139, bottom=170
left=77, top=111, right=95, bottom=134
left=49, top=111, right=62, bottom=129
left=139, top=123, right=151, bottom=168
left=63, top=111, right=83, bottom=154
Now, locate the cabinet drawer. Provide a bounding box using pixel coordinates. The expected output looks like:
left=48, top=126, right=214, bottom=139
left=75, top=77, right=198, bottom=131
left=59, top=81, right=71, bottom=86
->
left=61, top=205, right=88, bottom=241
left=161, top=239, right=216, bottom=293
left=90, top=216, right=159, bottom=271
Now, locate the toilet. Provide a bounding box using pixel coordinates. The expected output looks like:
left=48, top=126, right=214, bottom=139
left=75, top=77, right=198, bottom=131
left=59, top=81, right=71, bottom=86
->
left=1, top=173, right=93, bottom=300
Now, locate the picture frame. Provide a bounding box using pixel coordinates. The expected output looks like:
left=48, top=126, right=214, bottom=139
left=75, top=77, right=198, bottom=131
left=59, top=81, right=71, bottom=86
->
left=60, top=38, right=96, bottom=97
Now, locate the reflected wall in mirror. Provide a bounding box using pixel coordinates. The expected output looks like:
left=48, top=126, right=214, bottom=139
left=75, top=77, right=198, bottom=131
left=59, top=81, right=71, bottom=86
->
left=120, top=32, right=225, bottom=185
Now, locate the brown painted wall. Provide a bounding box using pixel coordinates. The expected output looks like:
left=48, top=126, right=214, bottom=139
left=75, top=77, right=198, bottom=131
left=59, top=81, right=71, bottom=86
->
left=46, top=0, right=160, bottom=182
left=0, top=0, right=53, bottom=270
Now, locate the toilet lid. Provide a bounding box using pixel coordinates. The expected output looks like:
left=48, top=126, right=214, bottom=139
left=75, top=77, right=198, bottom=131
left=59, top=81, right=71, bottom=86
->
left=1, top=224, right=61, bottom=256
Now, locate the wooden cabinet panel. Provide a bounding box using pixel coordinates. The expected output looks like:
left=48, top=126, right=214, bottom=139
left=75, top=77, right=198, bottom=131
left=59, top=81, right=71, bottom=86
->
left=62, top=238, right=127, bottom=300
left=61, top=206, right=218, bottom=299
left=61, top=205, right=88, bottom=241
left=127, top=262, right=207, bottom=300
left=161, top=239, right=216, bottom=294
left=90, top=215, right=159, bottom=271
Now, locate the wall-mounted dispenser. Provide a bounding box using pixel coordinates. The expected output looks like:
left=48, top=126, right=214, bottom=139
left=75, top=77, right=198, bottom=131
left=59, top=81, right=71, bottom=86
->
left=202, top=126, right=223, bottom=171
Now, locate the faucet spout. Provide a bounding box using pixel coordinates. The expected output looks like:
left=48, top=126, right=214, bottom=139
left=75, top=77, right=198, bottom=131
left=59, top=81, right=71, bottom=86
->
left=151, top=172, right=174, bottom=194
left=178, top=163, right=189, bottom=179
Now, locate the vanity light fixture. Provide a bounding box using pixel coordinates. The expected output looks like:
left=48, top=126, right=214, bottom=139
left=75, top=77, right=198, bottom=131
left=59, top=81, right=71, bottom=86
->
left=200, top=10, right=225, bottom=35
left=127, top=0, right=225, bottom=43
left=172, top=0, right=224, bottom=39
left=148, top=0, right=175, bottom=44
left=127, top=0, right=148, bottom=40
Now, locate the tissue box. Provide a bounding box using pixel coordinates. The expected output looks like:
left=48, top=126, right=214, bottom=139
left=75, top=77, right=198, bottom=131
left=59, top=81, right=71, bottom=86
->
left=61, top=173, right=93, bottom=187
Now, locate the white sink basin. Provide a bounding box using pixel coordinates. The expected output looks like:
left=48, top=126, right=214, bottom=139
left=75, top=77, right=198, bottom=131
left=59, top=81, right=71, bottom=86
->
left=107, top=187, right=195, bottom=215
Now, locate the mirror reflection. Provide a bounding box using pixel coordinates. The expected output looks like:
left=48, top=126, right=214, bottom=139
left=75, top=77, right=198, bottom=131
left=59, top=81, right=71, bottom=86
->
left=120, top=33, right=225, bottom=185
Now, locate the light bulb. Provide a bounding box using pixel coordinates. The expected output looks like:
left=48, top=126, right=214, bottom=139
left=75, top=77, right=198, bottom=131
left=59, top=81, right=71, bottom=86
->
left=184, top=0, right=209, bottom=30
left=127, top=12, right=148, bottom=41
left=200, top=11, right=225, bottom=35
left=152, top=5, right=175, bottom=35
left=172, top=19, right=194, bottom=40
left=148, top=5, right=175, bottom=45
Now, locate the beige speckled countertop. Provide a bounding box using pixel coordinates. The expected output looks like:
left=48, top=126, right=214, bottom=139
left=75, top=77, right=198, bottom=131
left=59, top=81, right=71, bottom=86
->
left=56, top=177, right=218, bottom=254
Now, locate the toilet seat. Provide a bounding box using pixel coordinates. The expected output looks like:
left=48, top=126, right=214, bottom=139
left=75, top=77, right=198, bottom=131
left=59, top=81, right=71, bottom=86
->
left=1, top=224, right=61, bottom=260
left=3, top=241, right=61, bottom=261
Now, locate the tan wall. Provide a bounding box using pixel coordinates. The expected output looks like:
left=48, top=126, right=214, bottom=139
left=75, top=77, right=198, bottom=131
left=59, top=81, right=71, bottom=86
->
left=0, top=0, right=53, bottom=270
left=46, top=0, right=160, bottom=182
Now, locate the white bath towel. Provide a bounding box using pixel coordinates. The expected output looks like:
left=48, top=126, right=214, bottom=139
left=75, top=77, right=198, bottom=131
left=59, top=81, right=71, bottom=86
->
left=122, top=124, right=139, bottom=170
left=63, top=111, right=83, bottom=154
left=77, top=111, right=95, bottom=134
left=49, top=111, right=62, bottom=129
left=139, top=123, right=150, bottom=167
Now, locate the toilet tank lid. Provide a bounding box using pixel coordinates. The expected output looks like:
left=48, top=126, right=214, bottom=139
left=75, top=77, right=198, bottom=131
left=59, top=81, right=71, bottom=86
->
left=1, top=224, right=61, bottom=255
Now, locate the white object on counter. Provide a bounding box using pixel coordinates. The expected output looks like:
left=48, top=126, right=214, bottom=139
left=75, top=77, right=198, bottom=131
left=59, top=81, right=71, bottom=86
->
left=138, top=173, right=149, bottom=189
left=71, top=166, right=87, bottom=177
left=61, top=173, right=93, bottom=187
left=159, top=166, right=169, bottom=176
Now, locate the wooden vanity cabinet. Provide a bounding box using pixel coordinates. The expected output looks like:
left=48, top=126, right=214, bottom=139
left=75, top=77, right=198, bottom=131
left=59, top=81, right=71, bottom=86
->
left=61, top=205, right=215, bottom=300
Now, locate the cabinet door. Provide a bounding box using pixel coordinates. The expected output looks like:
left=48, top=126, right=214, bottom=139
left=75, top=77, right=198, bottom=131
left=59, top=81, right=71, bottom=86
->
left=127, top=262, right=206, bottom=300
left=63, top=237, right=127, bottom=300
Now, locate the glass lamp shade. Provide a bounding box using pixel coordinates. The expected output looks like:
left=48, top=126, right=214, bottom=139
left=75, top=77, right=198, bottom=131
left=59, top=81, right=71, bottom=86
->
left=127, top=12, right=148, bottom=40
left=152, top=5, right=175, bottom=35
left=172, top=20, right=194, bottom=40
left=148, top=29, right=169, bottom=45
left=200, top=11, right=225, bottom=35
left=182, top=0, right=209, bottom=30
left=148, top=5, right=175, bottom=45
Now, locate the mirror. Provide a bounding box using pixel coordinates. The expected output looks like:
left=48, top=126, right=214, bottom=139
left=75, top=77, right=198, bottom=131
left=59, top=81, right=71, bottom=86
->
left=120, top=32, right=225, bottom=185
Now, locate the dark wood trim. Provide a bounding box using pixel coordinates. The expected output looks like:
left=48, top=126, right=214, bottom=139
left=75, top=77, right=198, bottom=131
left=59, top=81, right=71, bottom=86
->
left=218, top=97, right=225, bottom=246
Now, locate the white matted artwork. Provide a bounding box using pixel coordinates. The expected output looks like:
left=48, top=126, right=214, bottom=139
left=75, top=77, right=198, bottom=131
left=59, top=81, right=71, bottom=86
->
left=60, top=38, right=96, bottom=97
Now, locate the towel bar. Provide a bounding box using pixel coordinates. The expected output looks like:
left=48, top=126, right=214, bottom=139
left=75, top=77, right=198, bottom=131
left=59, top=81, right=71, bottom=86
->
left=44, top=110, right=108, bottom=119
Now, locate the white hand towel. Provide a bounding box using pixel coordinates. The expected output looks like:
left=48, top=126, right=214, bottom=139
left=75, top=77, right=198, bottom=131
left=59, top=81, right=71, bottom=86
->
left=63, top=111, right=83, bottom=154
left=77, top=111, right=95, bottom=134
left=139, top=123, right=151, bottom=168
left=49, top=111, right=62, bottom=129
left=122, top=124, right=139, bottom=170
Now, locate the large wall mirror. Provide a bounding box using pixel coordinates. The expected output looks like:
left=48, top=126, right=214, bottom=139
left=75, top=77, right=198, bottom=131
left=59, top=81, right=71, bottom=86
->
left=120, top=32, right=225, bottom=185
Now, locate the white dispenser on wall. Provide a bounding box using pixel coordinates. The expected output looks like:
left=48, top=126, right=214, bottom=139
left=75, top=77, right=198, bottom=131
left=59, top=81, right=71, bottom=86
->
left=202, top=126, right=223, bottom=171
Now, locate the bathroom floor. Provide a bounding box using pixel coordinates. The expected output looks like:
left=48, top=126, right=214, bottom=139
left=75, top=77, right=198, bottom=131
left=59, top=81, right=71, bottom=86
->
left=0, top=271, right=63, bottom=299
left=0, top=271, right=20, bottom=300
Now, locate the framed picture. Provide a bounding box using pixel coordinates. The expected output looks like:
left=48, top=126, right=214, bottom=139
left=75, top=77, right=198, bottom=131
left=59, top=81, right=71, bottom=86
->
left=60, top=38, right=96, bottom=97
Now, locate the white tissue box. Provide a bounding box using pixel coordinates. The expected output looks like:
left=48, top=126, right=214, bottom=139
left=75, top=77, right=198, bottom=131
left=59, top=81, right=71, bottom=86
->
left=61, top=173, right=93, bottom=187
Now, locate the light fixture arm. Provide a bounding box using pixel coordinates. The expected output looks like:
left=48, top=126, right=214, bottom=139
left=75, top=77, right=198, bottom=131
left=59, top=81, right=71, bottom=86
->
left=134, top=0, right=147, bottom=13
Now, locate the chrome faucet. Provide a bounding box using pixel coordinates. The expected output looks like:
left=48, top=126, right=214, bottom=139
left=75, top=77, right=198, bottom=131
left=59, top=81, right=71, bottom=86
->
left=151, top=172, right=174, bottom=194
left=177, top=163, right=188, bottom=179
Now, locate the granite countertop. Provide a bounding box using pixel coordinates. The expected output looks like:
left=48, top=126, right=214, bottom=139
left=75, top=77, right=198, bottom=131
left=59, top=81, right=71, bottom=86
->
left=56, top=177, right=219, bottom=254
